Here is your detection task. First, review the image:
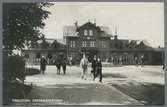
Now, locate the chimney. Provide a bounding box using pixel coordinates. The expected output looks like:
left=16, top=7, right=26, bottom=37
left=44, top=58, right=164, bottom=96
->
left=75, top=21, right=78, bottom=28
left=114, top=35, right=118, bottom=40
left=114, top=27, right=118, bottom=40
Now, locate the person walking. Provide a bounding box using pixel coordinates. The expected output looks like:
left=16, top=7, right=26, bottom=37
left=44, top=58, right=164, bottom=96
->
left=54, top=58, right=61, bottom=75
left=62, top=57, right=67, bottom=75
left=94, top=57, right=102, bottom=82
left=141, top=55, right=144, bottom=67
left=80, top=54, right=89, bottom=80
left=56, top=61, right=61, bottom=74
left=40, top=56, right=47, bottom=74
left=91, top=55, right=97, bottom=80
left=134, top=56, right=138, bottom=66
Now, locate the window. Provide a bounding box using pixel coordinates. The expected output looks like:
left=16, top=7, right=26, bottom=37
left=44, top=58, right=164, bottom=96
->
left=48, top=53, right=52, bottom=59
left=89, top=30, right=93, bottom=36
left=101, top=41, right=106, bottom=48
left=90, top=41, right=95, bottom=47
left=82, top=41, right=87, bottom=47
left=84, top=30, right=88, bottom=36
left=70, top=40, right=75, bottom=48
left=36, top=53, right=41, bottom=59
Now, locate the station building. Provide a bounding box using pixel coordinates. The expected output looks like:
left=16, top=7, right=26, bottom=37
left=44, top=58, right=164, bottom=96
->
left=22, top=21, right=164, bottom=65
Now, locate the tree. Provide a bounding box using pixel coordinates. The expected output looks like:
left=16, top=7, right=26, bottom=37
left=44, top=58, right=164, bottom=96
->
left=3, top=3, right=53, bottom=54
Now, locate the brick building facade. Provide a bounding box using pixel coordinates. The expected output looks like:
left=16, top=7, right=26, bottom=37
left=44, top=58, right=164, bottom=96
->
left=64, top=21, right=113, bottom=62
left=63, top=21, right=164, bottom=65
left=22, top=21, right=164, bottom=65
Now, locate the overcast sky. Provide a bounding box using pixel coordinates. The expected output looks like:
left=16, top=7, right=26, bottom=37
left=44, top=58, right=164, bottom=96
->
left=41, top=2, right=164, bottom=47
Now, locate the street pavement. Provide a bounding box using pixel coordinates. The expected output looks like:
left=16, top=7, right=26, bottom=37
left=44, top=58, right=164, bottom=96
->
left=23, top=65, right=164, bottom=105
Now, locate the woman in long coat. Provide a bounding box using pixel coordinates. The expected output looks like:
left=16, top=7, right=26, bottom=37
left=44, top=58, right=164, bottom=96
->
left=55, top=59, right=61, bottom=74
left=40, top=56, right=47, bottom=74
left=92, top=55, right=97, bottom=80
left=96, top=58, right=102, bottom=82
left=62, top=57, right=67, bottom=74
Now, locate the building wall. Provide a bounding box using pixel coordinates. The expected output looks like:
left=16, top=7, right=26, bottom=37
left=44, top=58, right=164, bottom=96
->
left=66, top=23, right=111, bottom=63
left=22, top=22, right=164, bottom=65
left=22, top=50, right=66, bottom=65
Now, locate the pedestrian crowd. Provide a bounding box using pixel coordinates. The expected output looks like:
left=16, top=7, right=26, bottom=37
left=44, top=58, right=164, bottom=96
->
left=80, top=54, right=102, bottom=82
left=40, top=56, right=67, bottom=75
left=39, top=54, right=103, bottom=83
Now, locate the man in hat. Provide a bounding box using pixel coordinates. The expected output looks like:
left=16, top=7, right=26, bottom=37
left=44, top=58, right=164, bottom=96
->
left=62, top=57, right=67, bottom=75
left=40, top=56, right=47, bottom=74
left=94, top=57, right=102, bottom=82
left=91, top=55, right=97, bottom=80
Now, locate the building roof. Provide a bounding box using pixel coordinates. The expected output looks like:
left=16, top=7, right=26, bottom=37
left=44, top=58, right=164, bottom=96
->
left=63, top=26, right=78, bottom=37
left=129, top=40, right=151, bottom=48
left=98, top=26, right=111, bottom=34
left=152, top=47, right=164, bottom=51
left=110, top=38, right=153, bottom=49
left=37, top=38, right=66, bottom=45
left=63, top=22, right=111, bottom=37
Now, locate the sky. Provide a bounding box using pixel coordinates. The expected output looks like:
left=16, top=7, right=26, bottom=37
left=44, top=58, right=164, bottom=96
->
left=41, top=2, right=164, bottom=47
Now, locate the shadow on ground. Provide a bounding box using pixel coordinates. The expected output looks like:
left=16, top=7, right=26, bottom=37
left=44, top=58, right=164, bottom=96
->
left=111, top=82, right=164, bottom=105
left=26, top=83, right=106, bottom=104
left=103, top=73, right=127, bottom=78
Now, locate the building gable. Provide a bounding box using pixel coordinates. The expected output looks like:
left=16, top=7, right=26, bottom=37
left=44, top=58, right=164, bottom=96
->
left=78, top=22, right=100, bottom=38
left=63, top=21, right=112, bottom=39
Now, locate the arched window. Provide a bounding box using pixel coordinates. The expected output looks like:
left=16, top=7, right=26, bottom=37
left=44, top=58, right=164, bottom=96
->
left=89, top=30, right=93, bottom=36
left=84, top=30, right=88, bottom=36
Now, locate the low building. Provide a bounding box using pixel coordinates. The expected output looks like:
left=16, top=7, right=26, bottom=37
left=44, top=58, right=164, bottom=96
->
left=22, top=38, right=66, bottom=65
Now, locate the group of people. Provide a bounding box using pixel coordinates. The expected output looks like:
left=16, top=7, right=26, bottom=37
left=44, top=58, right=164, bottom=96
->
left=40, top=54, right=103, bottom=83
left=54, top=58, right=67, bottom=75
left=40, top=56, right=67, bottom=75
left=134, top=55, right=145, bottom=66
left=80, top=54, right=102, bottom=82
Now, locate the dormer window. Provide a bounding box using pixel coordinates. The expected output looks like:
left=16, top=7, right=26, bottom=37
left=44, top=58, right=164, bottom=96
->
left=89, top=30, right=93, bottom=36
left=84, top=30, right=88, bottom=36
